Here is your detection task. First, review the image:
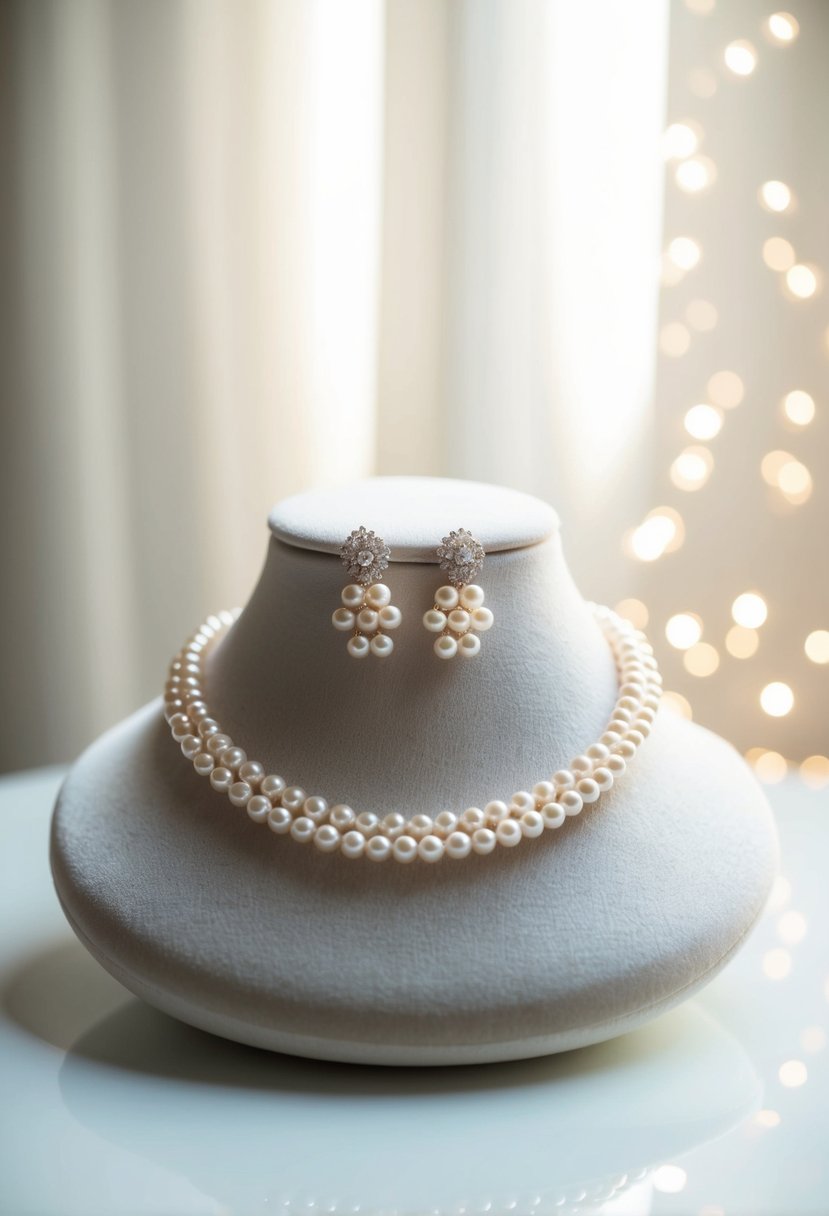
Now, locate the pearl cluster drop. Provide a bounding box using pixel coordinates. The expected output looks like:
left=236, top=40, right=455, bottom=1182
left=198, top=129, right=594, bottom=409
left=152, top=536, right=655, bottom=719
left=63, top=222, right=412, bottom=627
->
left=165, top=603, right=661, bottom=863
left=332, top=582, right=401, bottom=659
left=422, top=584, right=494, bottom=660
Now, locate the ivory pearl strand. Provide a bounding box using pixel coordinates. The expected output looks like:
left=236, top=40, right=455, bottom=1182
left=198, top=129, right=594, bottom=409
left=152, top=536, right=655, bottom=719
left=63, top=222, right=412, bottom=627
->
left=164, top=604, right=661, bottom=863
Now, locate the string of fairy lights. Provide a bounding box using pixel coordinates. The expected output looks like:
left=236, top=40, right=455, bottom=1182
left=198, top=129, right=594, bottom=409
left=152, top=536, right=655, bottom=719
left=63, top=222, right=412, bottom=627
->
left=614, top=5, right=828, bottom=791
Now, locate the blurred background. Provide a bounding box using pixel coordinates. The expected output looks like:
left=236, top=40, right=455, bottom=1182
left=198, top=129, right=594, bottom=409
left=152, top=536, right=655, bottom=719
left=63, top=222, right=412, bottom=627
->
left=0, top=0, right=825, bottom=783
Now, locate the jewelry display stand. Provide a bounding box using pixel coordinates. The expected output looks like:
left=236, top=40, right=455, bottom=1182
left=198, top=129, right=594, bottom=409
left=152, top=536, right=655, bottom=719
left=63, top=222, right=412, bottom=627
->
left=50, top=477, right=778, bottom=1066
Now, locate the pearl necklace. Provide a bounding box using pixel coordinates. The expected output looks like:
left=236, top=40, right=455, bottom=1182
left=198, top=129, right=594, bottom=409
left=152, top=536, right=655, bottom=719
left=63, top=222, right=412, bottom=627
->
left=164, top=604, right=661, bottom=863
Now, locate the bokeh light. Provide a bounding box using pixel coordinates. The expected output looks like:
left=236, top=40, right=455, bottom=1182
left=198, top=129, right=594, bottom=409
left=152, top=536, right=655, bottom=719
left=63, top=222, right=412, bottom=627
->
left=785, top=263, right=819, bottom=300
left=777, top=458, right=812, bottom=504
left=661, top=690, right=693, bottom=719
left=804, top=630, right=829, bottom=664
left=684, top=0, right=714, bottom=13
left=762, top=237, right=796, bottom=271
left=685, top=298, right=718, bottom=331
left=761, top=681, right=794, bottom=717
left=759, top=180, right=793, bottom=213
left=668, top=236, right=701, bottom=270
left=724, top=40, right=758, bottom=77
left=800, top=755, right=829, bottom=789
left=683, top=641, right=719, bottom=677
left=689, top=67, right=718, bottom=98
left=782, top=390, right=816, bottom=427
left=731, top=592, right=768, bottom=628
left=660, top=322, right=692, bottom=357
left=777, top=909, right=807, bottom=945
left=684, top=403, right=723, bottom=439
left=662, top=122, right=699, bottom=160
left=707, top=369, right=744, bottom=408
left=626, top=508, right=685, bottom=562
left=676, top=156, right=717, bottom=193
left=726, top=625, right=759, bottom=659
left=800, top=1026, right=827, bottom=1053
left=615, top=597, right=649, bottom=629
left=779, top=1059, right=808, bottom=1088
left=670, top=445, right=714, bottom=490
left=763, top=947, right=792, bottom=979
left=652, top=1165, right=687, bottom=1194
left=755, top=1109, right=782, bottom=1128
left=764, top=12, right=800, bottom=44
left=665, top=612, right=703, bottom=649
left=752, top=749, right=788, bottom=783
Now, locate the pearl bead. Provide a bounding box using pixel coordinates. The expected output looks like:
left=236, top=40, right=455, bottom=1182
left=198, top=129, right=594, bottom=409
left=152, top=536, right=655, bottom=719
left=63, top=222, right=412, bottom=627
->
left=381, top=812, right=406, bottom=839
left=370, top=633, right=394, bottom=658
left=303, top=796, right=329, bottom=822
left=592, top=767, right=614, bottom=793
left=341, top=830, right=367, bottom=859
left=409, top=813, right=434, bottom=839
left=618, top=695, right=640, bottom=713
left=458, top=632, right=481, bottom=658
left=510, top=791, right=536, bottom=814
left=366, top=835, right=392, bottom=862
left=461, top=807, right=485, bottom=830
left=180, top=735, right=201, bottom=760
left=533, top=781, right=556, bottom=804
left=193, top=751, right=215, bottom=776
left=341, top=584, right=365, bottom=610
left=626, top=728, right=646, bottom=749
left=552, top=769, right=575, bottom=790
left=198, top=718, right=220, bottom=738
left=164, top=699, right=185, bottom=721
left=470, top=607, right=494, bottom=632
left=267, top=807, right=292, bottom=834
left=447, top=608, right=471, bottom=634
left=347, top=634, right=370, bottom=659
left=290, top=816, right=315, bottom=844
left=434, top=810, right=458, bottom=836
left=434, top=585, right=460, bottom=610
left=365, top=582, right=391, bottom=609
left=423, top=609, right=447, bottom=633
left=484, top=800, right=509, bottom=823
left=220, top=747, right=247, bottom=772
left=330, top=804, right=356, bottom=830
left=571, top=755, right=592, bottom=774
left=418, top=834, right=445, bottom=862
left=471, top=827, right=496, bottom=855
left=228, top=780, right=253, bottom=807
left=446, top=831, right=472, bottom=859
left=576, top=777, right=600, bottom=804
left=209, top=766, right=233, bottom=792
left=378, top=604, right=402, bottom=630
left=206, top=732, right=233, bottom=756
left=586, top=743, right=610, bottom=763
left=392, top=835, right=418, bottom=863
left=356, top=608, right=379, bottom=634
left=239, top=761, right=264, bottom=787
left=314, top=824, right=341, bottom=853
left=520, top=810, right=544, bottom=838
left=332, top=608, right=356, bottom=632
left=459, top=584, right=485, bottom=610
left=606, top=754, right=626, bottom=776
left=496, top=819, right=522, bottom=847
left=541, top=802, right=566, bottom=829
left=261, top=774, right=286, bottom=800
left=434, top=635, right=457, bottom=660
left=613, top=739, right=637, bottom=760
left=247, top=794, right=272, bottom=823
left=355, top=811, right=379, bottom=837
left=282, top=786, right=306, bottom=812
left=600, top=731, right=622, bottom=749
left=559, top=789, right=584, bottom=816
left=170, top=714, right=192, bottom=742
left=187, top=703, right=209, bottom=723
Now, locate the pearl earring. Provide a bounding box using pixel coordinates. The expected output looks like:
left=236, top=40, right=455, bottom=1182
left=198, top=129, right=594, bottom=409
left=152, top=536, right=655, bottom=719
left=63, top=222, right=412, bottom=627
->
left=423, top=528, right=493, bottom=659
left=332, top=526, right=402, bottom=658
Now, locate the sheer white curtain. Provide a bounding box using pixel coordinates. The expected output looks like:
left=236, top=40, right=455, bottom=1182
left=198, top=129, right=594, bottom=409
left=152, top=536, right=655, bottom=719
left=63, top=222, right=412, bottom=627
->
left=0, top=0, right=668, bottom=770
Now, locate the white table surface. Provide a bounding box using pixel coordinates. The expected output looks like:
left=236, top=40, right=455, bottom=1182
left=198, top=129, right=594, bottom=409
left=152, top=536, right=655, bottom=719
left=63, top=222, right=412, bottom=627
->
left=0, top=767, right=826, bottom=1216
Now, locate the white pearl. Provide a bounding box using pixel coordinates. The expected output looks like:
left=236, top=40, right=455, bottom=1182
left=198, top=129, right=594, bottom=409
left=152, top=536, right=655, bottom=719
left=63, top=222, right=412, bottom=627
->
left=571, top=755, right=592, bottom=774
left=600, top=731, right=623, bottom=749
left=330, top=804, right=356, bottom=830
left=209, top=766, right=233, bottom=792
left=347, top=634, right=370, bottom=659
left=341, top=830, right=366, bottom=859
left=332, top=608, right=356, bottom=632
left=552, top=769, right=575, bottom=790
left=261, top=774, right=286, bottom=799
left=356, top=608, right=379, bottom=634
left=447, top=608, right=471, bottom=634
left=461, top=806, right=485, bottom=830
left=378, top=604, right=402, bottom=630
left=303, top=796, right=329, bottom=822
left=366, top=835, right=392, bottom=862
left=228, top=780, right=253, bottom=807
left=409, top=813, right=434, bottom=839
left=496, top=819, right=522, bottom=847
left=281, top=786, right=306, bottom=812
left=471, top=827, right=497, bottom=855
left=370, top=633, right=394, bottom=658
left=576, top=777, right=600, bottom=804
left=559, top=789, right=584, bottom=816
left=470, top=607, right=494, bottom=632
left=541, top=802, right=566, bottom=829
left=457, top=632, right=481, bottom=659
left=220, top=747, right=247, bottom=772
left=365, top=582, right=391, bottom=609
left=198, top=718, right=220, bottom=738
left=586, top=743, right=610, bottom=763
left=533, top=780, right=556, bottom=804
left=606, top=754, right=626, bottom=776
left=163, top=699, right=185, bottom=721
left=520, top=810, right=544, bottom=838
left=434, top=635, right=457, bottom=660
left=341, top=584, right=365, bottom=610
left=459, top=584, right=485, bottom=610
left=626, top=728, right=646, bottom=748
left=355, top=811, right=379, bottom=836
left=188, top=704, right=209, bottom=723
left=170, top=714, right=192, bottom=742
left=239, top=761, right=264, bottom=787
left=618, top=695, right=640, bottom=713
left=314, top=824, right=341, bottom=853
left=434, top=585, right=460, bottom=610
left=484, top=800, right=509, bottom=823
left=290, top=816, right=315, bottom=844
left=206, top=732, right=233, bottom=756
left=180, top=735, right=201, bottom=760
left=381, top=812, right=406, bottom=839
left=434, top=810, right=458, bottom=836
left=267, top=806, right=292, bottom=834
left=510, top=791, right=535, bottom=814
left=446, top=831, right=472, bottom=859
left=392, top=835, right=418, bottom=863
left=423, top=609, right=447, bottom=633
left=193, top=751, right=215, bottom=776
left=614, top=739, right=637, bottom=760
left=593, top=767, right=614, bottom=792
left=418, top=834, right=445, bottom=862
left=247, top=794, right=272, bottom=823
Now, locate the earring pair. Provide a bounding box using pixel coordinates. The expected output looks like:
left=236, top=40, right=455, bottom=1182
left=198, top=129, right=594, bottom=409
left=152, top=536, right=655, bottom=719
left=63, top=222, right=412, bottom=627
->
left=331, top=525, right=494, bottom=659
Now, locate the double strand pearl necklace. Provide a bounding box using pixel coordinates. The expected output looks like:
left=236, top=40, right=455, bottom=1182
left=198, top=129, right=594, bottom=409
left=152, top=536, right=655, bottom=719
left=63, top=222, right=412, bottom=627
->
left=164, top=605, right=661, bottom=863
